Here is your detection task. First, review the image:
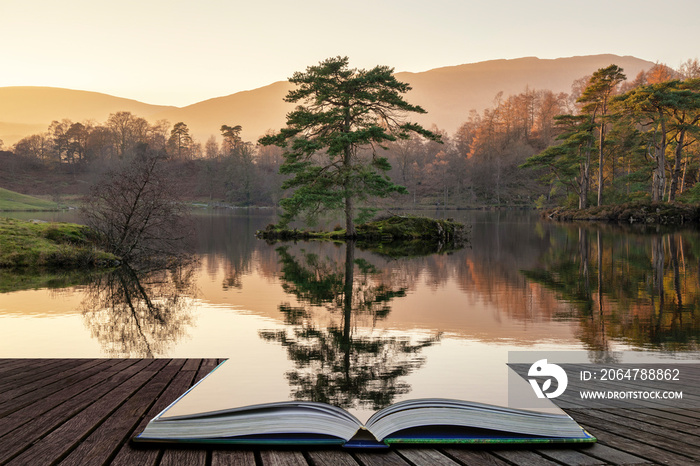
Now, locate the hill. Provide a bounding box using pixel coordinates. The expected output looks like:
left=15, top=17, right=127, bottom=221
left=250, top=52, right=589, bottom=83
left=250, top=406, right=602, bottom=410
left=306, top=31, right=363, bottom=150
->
left=0, top=187, right=59, bottom=211
left=0, top=55, right=655, bottom=145
left=0, top=87, right=174, bottom=146
left=394, top=54, right=654, bottom=136
left=152, top=80, right=296, bottom=145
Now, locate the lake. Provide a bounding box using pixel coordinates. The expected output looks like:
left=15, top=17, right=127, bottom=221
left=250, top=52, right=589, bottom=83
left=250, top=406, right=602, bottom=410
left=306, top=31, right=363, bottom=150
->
left=1, top=209, right=697, bottom=418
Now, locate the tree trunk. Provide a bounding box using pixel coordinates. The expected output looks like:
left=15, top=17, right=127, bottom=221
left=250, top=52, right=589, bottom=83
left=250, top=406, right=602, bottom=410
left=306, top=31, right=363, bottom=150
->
left=597, top=123, right=605, bottom=206
left=668, top=131, right=685, bottom=201
left=579, top=165, right=588, bottom=210
left=342, top=241, right=355, bottom=381
left=343, top=110, right=356, bottom=237
left=652, top=120, right=667, bottom=202
left=345, top=194, right=355, bottom=237
left=579, top=137, right=593, bottom=209
left=652, top=146, right=665, bottom=202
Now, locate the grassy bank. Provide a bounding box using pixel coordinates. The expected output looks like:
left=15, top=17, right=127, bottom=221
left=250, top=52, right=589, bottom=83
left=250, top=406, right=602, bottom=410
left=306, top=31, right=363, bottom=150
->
left=0, top=217, right=119, bottom=268
left=0, top=187, right=61, bottom=211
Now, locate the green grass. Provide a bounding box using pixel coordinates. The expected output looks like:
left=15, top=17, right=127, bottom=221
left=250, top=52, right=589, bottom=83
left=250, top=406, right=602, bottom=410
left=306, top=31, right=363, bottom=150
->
left=0, top=187, right=60, bottom=211
left=0, top=217, right=119, bottom=268
left=257, top=215, right=468, bottom=243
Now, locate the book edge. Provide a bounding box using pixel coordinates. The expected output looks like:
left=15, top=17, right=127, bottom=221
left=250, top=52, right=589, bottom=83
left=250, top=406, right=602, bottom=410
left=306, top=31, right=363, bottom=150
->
left=152, top=360, right=229, bottom=422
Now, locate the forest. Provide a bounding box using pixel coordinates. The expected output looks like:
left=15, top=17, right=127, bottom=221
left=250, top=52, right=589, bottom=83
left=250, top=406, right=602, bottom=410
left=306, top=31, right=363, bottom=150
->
left=2, top=59, right=700, bottom=210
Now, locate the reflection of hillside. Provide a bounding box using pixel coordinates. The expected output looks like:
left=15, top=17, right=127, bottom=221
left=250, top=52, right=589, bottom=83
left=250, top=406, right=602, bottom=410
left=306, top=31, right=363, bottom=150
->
left=523, top=225, right=700, bottom=351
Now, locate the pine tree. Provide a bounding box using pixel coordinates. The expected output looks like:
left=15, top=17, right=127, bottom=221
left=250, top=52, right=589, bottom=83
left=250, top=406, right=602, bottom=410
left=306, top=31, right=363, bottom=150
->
left=577, top=65, right=626, bottom=206
left=259, top=56, right=440, bottom=236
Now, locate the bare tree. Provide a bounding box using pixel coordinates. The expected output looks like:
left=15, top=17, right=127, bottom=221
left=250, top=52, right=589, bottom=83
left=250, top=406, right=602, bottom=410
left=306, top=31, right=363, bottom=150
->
left=81, top=144, right=191, bottom=264
left=106, top=111, right=149, bottom=158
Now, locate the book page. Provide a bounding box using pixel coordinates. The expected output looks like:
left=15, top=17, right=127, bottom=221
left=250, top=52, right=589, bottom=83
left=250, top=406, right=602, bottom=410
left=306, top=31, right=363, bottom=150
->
left=160, top=356, right=297, bottom=420
left=160, top=345, right=564, bottom=425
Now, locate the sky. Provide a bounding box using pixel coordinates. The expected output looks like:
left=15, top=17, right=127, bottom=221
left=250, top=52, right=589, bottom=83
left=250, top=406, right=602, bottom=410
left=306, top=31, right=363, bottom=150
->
left=1, top=0, right=699, bottom=107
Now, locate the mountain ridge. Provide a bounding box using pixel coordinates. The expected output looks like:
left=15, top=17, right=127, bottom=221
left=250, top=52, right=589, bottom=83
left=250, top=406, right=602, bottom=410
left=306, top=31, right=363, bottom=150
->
left=0, top=54, right=655, bottom=146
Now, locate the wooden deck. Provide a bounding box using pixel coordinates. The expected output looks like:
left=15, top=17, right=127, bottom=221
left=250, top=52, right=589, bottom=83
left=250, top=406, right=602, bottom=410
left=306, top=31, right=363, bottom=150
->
left=0, top=359, right=697, bottom=465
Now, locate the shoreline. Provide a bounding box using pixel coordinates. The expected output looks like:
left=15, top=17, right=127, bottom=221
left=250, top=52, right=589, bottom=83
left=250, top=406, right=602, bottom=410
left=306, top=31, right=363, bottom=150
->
left=542, top=202, right=700, bottom=226
left=0, top=217, right=119, bottom=268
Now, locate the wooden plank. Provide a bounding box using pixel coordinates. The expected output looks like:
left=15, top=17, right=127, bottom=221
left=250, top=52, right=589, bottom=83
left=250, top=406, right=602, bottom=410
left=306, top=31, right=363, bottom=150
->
left=259, top=450, right=309, bottom=466
left=306, top=449, right=359, bottom=466
left=57, top=359, right=180, bottom=466
left=6, top=359, right=169, bottom=465
left=396, top=448, right=461, bottom=465
left=160, top=447, right=208, bottom=466
left=572, top=407, right=700, bottom=438
left=0, top=360, right=113, bottom=416
left=575, top=443, right=652, bottom=465
left=154, top=360, right=217, bottom=466
left=0, top=359, right=45, bottom=373
left=0, top=359, right=132, bottom=438
left=627, top=407, right=700, bottom=428
left=353, top=450, right=411, bottom=466
left=181, top=358, right=202, bottom=372
left=441, top=448, right=511, bottom=465
left=656, top=406, right=700, bottom=420
left=0, top=359, right=108, bottom=414
left=0, top=358, right=83, bottom=380
left=0, top=359, right=58, bottom=385
left=571, top=410, right=700, bottom=460
left=3, top=359, right=697, bottom=466
left=534, top=447, right=608, bottom=465
left=194, top=358, right=222, bottom=383
left=0, top=359, right=151, bottom=464
left=574, top=418, right=700, bottom=465
left=110, top=362, right=198, bottom=465
left=211, top=449, right=257, bottom=466
left=0, top=359, right=85, bottom=395
left=491, top=450, right=562, bottom=466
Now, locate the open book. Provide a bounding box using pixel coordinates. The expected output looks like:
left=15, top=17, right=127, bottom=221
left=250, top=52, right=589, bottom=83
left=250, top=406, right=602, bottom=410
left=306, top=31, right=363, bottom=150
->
left=134, top=360, right=595, bottom=447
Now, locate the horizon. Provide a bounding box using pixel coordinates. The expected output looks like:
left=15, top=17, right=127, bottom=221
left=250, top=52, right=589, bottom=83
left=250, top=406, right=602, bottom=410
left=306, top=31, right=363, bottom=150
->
left=0, top=53, right=653, bottom=108
left=2, top=0, right=699, bottom=107
left=0, top=54, right=663, bottom=147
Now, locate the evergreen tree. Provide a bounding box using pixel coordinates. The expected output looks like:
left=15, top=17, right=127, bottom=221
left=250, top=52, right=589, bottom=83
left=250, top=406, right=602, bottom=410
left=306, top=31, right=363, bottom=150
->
left=613, top=80, right=687, bottom=201
left=259, top=56, right=440, bottom=236
left=577, top=65, right=626, bottom=206
left=522, top=114, right=595, bottom=209
left=167, top=122, right=193, bottom=159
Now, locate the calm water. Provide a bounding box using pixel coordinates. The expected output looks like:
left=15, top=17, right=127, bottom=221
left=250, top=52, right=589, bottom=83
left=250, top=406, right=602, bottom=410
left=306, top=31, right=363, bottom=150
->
left=1, top=210, right=697, bottom=415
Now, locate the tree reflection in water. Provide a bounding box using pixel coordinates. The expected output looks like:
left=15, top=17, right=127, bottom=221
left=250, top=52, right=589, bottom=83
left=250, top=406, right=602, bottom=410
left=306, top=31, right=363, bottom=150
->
left=260, top=242, right=440, bottom=411
left=81, top=262, right=197, bottom=357
left=522, top=225, right=700, bottom=355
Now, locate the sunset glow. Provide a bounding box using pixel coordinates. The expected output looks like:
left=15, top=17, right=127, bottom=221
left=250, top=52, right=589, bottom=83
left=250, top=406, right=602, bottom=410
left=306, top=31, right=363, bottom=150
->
left=2, top=0, right=699, bottom=106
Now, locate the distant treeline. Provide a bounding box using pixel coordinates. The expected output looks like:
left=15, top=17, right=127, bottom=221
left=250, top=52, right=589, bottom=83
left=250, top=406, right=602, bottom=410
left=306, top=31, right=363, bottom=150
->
left=4, top=60, right=700, bottom=208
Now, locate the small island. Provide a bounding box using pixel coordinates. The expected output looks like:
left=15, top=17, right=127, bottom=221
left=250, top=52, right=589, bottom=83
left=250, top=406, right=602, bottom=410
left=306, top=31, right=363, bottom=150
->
left=256, top=215, right=467, bottom=243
